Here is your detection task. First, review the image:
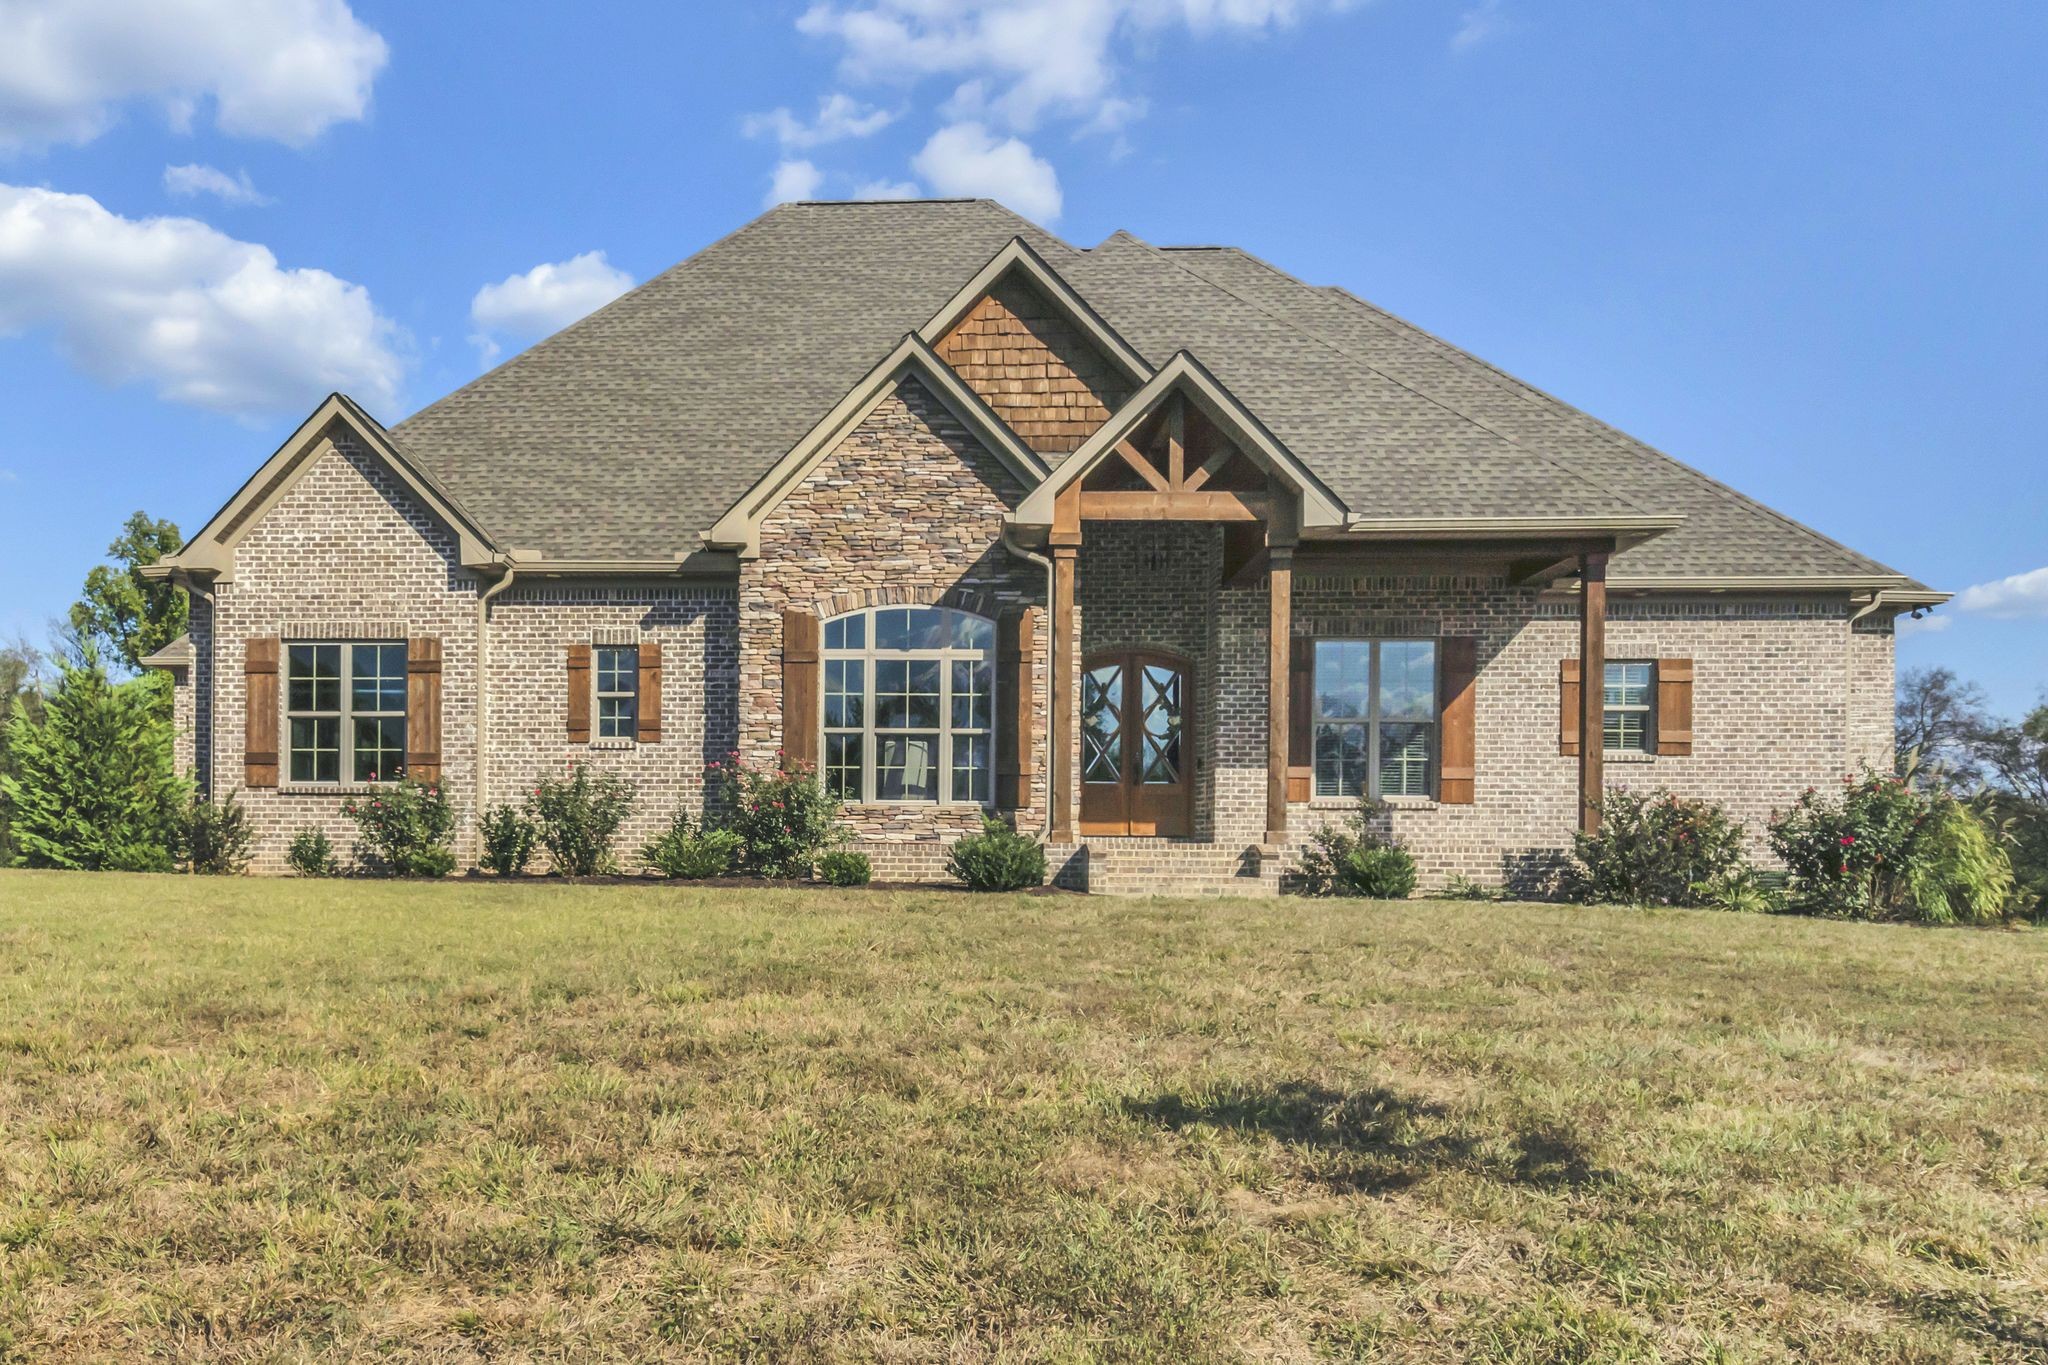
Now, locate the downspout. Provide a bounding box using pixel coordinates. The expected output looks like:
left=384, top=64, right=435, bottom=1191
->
left=1848, top=589, right=1893, bottom=628
left=1000, top=523, right=1058, bottom=841
left=475, top=562, right=519, bottom=817
left=181, top=572, right=217, bottom=800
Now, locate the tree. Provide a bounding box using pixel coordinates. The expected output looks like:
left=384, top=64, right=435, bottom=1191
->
left=0, top=651, right=187, bottom=871
left=1895, top=666, right=1989, bottom=788
left=68, top=511, right=187, bottom=675
left=0, top=639, right=49, bottom=864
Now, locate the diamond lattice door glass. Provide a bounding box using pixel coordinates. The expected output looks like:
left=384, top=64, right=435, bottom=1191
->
left=1079, top=651, right=1192, bottom=837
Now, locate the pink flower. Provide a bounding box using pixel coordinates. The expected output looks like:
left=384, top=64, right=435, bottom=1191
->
left=1839, top=835, right=1855, bottom=846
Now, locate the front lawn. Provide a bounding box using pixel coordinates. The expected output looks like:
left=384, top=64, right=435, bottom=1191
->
left=1, top=873, right=2044, bottom=1361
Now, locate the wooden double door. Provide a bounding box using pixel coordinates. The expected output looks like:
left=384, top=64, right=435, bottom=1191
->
left=1079, top=649, right=1193, bottom=837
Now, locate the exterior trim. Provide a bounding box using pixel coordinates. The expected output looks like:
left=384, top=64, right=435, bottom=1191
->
left=917, top=236, right=1153, bottom=388
left=1011, top=351, right=1347, bottom=531
left=705, top=333, right=1050, bottom=558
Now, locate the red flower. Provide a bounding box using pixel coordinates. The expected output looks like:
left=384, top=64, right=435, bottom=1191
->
left=1839, top=835, right=1855, bottom=846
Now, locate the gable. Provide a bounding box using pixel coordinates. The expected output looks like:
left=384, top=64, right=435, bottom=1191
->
left=935, top=275, right=1134, bottom=456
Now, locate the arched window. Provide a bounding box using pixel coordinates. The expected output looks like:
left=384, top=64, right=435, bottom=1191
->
left=821, top=605, right=996, bottom=805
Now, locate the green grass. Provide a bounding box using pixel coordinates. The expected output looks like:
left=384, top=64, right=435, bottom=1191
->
left=1, top=873, right=2045, bottom=1361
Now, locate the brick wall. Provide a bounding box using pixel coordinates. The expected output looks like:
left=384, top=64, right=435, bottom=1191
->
left=934, top=277, right=1131, bottom=455
left=737, top=375, right=1051, bottom=846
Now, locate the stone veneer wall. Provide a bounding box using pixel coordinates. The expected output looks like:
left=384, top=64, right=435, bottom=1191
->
left=737, top=375, right=1050, bottom=877
left=200, top=435, right=483, bottom=873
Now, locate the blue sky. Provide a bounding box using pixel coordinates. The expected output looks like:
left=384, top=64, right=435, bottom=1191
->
left=0, top=0, right=2042, bottom=712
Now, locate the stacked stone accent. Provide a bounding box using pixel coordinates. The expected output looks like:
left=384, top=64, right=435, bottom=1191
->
left=935, top=277, right=1131, bottom=454
left=738, top=375, right=1051, bottom=849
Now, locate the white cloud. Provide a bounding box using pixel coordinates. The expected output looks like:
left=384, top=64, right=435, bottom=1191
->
left=795, top=0, right=1346, bottom=133
left=0, top=0, right=388, bottom=150
left=0, top=182, right=402, bottom=415
left=912, top=122, right=1061, bottom=219
left=743, top=92, right=896, bottom=148
left=1896, top=613, right=1951, bottom=637
left=163, top=163, right=271, bottom=206
left=766, top=158, right=825, bottom=207
left=1450, top=0, right=1513, bottom=52
left=853, top=177, right=923, bottom=200
left=468, top=251, right=634, bottom=363
left=1953, top=566, right=2048, bottom=619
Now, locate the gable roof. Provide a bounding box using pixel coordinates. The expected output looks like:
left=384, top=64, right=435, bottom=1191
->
left=371, top=199, right=1922, bottom=589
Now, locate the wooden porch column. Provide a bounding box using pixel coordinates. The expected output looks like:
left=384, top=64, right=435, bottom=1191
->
left=1266, top=543, right=1294, bottom=845
left=1578, top=549, right=1609, bottom=835
left=1049, top=483, right=1082, bottom=843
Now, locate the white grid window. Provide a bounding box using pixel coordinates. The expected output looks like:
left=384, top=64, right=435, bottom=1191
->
left=1312, top=639, right=1437, bottom=800
left=821, top=606, right=995, bottom=805
left=595, top=646, right=639, bottom=740
left=287, top=642, right=406, bottom=785
left=1603, top=661, right=1655, bottom=754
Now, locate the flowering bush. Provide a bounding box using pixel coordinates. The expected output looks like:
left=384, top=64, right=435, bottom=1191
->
left=181, top=789, right=254, bottom=875
left=529, top=765, right=635, bottom=876
left=641, top=807, right=743, bottom=880
left=1563, top=789, right=1749, bottom=907
left=343, top=780, right=456, bottom=877
left=708, top=752, right=841, bottom=879
left=1769, top=772, right=2012, bottom=923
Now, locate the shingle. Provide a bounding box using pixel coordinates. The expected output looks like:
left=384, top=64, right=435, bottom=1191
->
left=388, top=200, right=1915, bottom=585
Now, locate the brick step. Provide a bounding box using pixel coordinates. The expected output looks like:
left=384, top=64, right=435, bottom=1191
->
left=1060, top=840, right=1284, bottom=898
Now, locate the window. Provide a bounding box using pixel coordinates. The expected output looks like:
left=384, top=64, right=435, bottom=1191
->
left=1312, top=639, right=1437, bottom=799
left=1603, top=661, right=1655, bottom=754
left=821, top=606, right=995, bottom=805
left=287, top=642, right=406, bottom=784
left=595, top=645, right=639, bottom=740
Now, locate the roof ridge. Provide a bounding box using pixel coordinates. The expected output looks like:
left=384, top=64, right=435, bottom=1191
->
left=1106, top=236, right=1657, bottom=520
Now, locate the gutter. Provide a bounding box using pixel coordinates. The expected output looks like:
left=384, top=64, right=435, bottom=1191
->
left=475, top=561, right=520, bottom=817
left=999, top=524, right=1058, bottom=842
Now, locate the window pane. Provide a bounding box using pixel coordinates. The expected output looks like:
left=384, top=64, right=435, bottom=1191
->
left=596, top=646, right=638, bottom=696
left=1605, top=709, right=1649, bottom=754
left=905, top=659, right=941, bottom=729
left=1314, top=722, right=1366, bottom=798
left=352, top=643, right=406, bottom=714
left=1377, top=723, right=1432, bottom=798
left=353, top=715, right=406, bottom=783
left=951, top=660, right=991, bottom=730
left=824, top=617, right=844, bottom=650
left=905, top=608, right=949, bottom=649
left=953, top=613, right=994, bottom=650
left=875, top=733, right=939, bottom=801
left=824, top=659, right=864, bottom=728
left=1081, top=664, right=1123, bottom=783
left=1604, top=662, right=1652, bottom=708
left=1313, top=641, right=1370, bottom=721
left=289, top=644, right=341, bottom=712
left=1138, top=665, right=1182, bottom=785
left=599, top=695, right=637, bottom=739
left=951, top=733, right=991, bottom=803
left=290, top=716, right=340, bottom=784
left=1379, top=641, right=1437, bottom=721
left=875, top=608, right=911, bottom=651
left=825, top=732, right=863, bottom=800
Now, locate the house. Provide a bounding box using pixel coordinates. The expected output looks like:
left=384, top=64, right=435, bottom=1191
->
left=144, top=199, right=1944, bottom=891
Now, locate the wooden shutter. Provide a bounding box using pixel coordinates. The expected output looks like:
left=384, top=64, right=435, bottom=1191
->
left=637, top=641, right=663, bottom=744
left=995, top=606, right=1038, bottom=809
left=1438, top=637, right=1477, bottom=805
left=1656, top=657, right=1694, bottom=756
left=406, top=637, right=443, bottom=783
left=566, top=643, right=591, bottom=743
left=1286, top=636, right=1315, bottom=802
left=782, top=609, right=821, bottom=769
left=244, top=637, right=280, bottom=789
left=1559, top=658, right=1582, bottom=757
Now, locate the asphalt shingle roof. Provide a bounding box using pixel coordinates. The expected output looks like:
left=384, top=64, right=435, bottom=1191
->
left=390, top=199, right=1916, bottom=584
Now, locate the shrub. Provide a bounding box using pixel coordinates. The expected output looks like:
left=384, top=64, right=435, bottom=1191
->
left=709, top=754, right=840, bottom=879
left=1441, top=874, right=1506, bottom=903
left=343, top=780, right=457, bottom=878
left=641, top=808, right=743, bottom=880
left=182, top=790, right=253, bottom=875
left=529, top=765, right=635, bottom=876
left=1689, top=866, right=1780, bottom=914
left=947, top=816, right=1047, bottom=891
left=0, top=653, right=185, bottom=871
left=478, top=803, right=538, bottom=877
left=816, top=849, right=873, bottom=887
left=1563, top=789, right=1749, bottom=907
left=1767, top=772, right=2015, bottom=923
left=287, top=827, right=341, bottom=878
left=1295, top=795, right=1418, bottom=899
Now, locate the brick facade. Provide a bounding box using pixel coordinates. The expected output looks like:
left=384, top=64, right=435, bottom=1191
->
left=170, top=398, right=1900, bottom=891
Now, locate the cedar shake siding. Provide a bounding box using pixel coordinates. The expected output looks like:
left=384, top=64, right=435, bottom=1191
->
left=935, top=276, right=1132, bottom=456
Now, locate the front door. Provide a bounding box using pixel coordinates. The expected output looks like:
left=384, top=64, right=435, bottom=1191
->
left=1079, top=650, right=1193, bottom=837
